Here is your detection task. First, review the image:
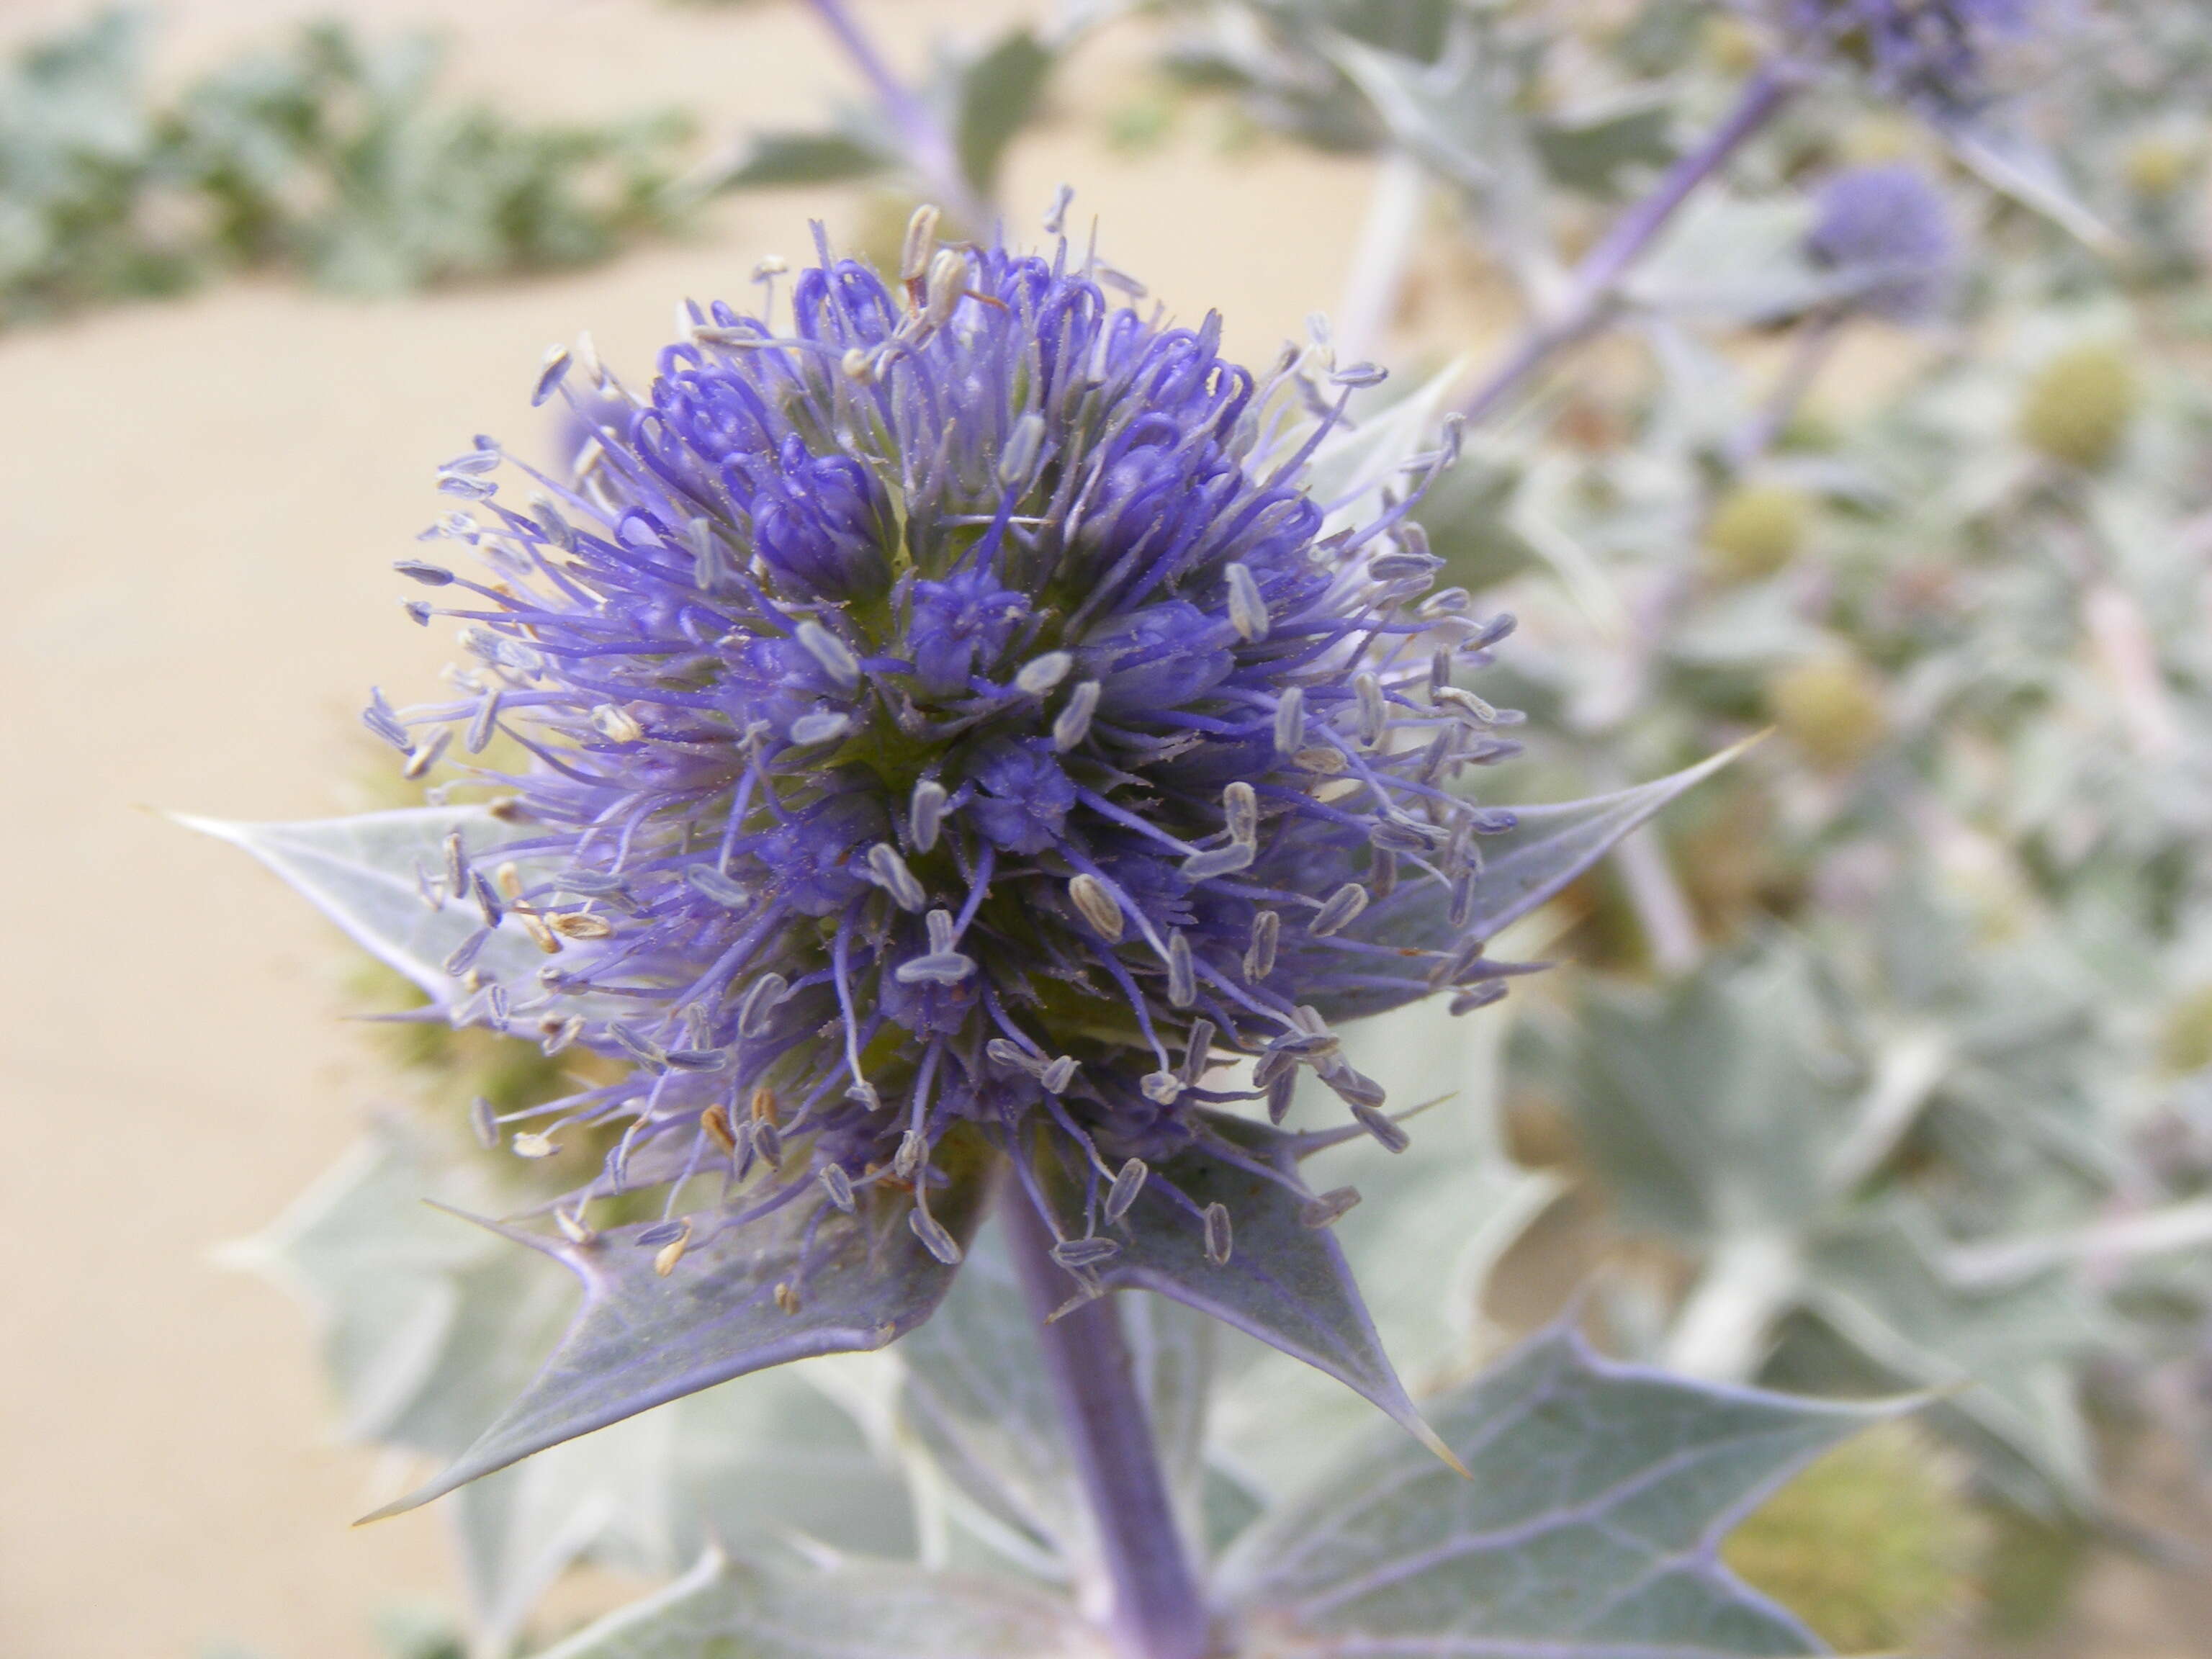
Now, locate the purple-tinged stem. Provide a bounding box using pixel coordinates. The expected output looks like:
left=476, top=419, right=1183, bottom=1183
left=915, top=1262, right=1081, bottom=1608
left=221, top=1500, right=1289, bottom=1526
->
left=1727, top=307, right=1845, bottom=467
left=1006, top=1195, right=1211, bottom=1659
left=1457, top=63, right=1804, bottom=424
left=804, top=0, right=992, bottom=232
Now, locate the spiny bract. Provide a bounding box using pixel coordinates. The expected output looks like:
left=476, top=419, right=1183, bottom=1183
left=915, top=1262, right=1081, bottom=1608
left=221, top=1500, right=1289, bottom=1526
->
left=369, top=212, right=1533, bottom=1290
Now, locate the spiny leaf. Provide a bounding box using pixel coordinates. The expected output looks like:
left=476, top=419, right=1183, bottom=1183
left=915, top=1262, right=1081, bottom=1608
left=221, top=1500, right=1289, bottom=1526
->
left=222, top=1123, right=915, bottom=1650
left=1218, top=1326, right=1896, bottom=1658
left=1034, top=1112, right=1459, bottom=1475
left=1313, top=745, right=1750, bottom=1023
left=1568, top=938, right=1863, bottom=1249
left=454, top=1373, right=916, bottom=1650
left=1213, top=997, right=1560, bottom=1495
left=1465, top=742, right=1755, bottom=941
left=1324, top=23, right=1501, bottom=188
left=531, top=1544, right=1109, bottom=1659
left=1797, top=1209, right=2103, bottom=1509
left=361, top=1134, right=991, bottom=1521
left=176, top=805, right=553, bottom=1008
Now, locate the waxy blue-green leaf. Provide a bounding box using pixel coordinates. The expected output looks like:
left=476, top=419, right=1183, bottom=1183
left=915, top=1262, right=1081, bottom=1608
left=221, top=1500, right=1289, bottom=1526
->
left=1569, top=940, right=1864, bottom=1252
left=215, top=1115, right=557, bottom=1449
left=362, top=1138, right=989, bottom=1522
left=1797, top=1210, right=2102, bottom=1510
left=222, top=1122, right=917, bottom=1651
left=1213, top=997, right=1559, bottom=1496
left=1465, top=742, right=1754, bottom=942
left=1324, top=21, right=1505, bottom=189
left=176, top=805, right=554, bottom=1008
left=896, top=1212, right=1215, bottom=1575
left=952, top=27, right=1055, bottom=199
left=712, top=129, right=889, bottom=192
left=1315, top=746, right=1751, bottom=1025
left=1218, top=1326, right=1893, bottom=1658
left=1532, top=98, right=1676, bottom=198
left=1035, top=1111, right=1460, bottom=1474
left=457, top=1374, right=917, bottom=1648
left=1626, top=194, right=1842, bottom=323
left=533, top=1544, right=1108, bottom=1659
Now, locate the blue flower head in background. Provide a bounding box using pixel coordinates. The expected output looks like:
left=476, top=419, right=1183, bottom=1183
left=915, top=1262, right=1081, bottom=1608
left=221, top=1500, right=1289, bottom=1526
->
left=295, top=205, right=1717, bottom=1505
left=1807, top=163, right=1959, bottom=322
left=1777, top=0, right=2028, bottom=114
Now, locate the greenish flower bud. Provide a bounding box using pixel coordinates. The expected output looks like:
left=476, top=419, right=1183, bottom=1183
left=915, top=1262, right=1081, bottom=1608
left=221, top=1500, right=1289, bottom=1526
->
left=1766, top=652, right=1888, bottom=770
left=1725, top=1424, right=1979, bottom=1655
left=2019, top=343, right=2137, bottom=469
left=2158, top=982, right=2212, bottom=1075
left=1704, top=484, right=1812, bottom=583
left=2123, top=134, right=2192, bottom=199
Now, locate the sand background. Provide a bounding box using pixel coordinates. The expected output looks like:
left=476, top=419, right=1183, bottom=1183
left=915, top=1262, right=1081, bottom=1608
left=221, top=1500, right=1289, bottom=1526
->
left=1, top=3, right=2205, bottom=1657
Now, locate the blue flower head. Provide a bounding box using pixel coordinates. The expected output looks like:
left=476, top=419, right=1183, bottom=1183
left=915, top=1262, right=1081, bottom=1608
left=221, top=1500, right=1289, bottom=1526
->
left=376, top=216, right=1541, bottom=1313
left=307, top=204, right=1743, bottom=1503
left=300, top=208, right=1737, bottom=1508
left=1779, top=0, right=2029, bottom=114
left=1806, top=163, right=1959, bottom=322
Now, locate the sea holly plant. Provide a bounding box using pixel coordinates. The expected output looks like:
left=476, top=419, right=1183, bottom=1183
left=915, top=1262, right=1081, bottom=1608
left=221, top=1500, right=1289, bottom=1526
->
left=188, top=192, right=1899, bottom=1658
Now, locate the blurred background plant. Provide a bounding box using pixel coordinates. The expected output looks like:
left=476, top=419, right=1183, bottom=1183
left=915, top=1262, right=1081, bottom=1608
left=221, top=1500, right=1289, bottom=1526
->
left=15, top=0, right=2212, bottom=1655
left=0, top=9, right=693, bottom=325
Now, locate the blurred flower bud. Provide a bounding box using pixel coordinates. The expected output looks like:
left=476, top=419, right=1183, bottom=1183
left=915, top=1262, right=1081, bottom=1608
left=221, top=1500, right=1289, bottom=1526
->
left=1724, top=1424, right=1979, bottom=1655
left=2123, top=134, right=2192, bottom=199
left=2158, top=984, right=2212, bottom=1076
left=1704, top=483, right=1813, bottom=583
left=1766, top=652, right=1889, bottom=769
left=2018, top=342, right=2137, bottom=469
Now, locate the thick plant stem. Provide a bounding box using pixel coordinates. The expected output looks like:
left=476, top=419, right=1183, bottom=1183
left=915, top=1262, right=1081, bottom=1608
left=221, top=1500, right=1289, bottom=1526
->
left=1006, top=1195, right=1211, bottom=1659
left=1457, top=63, right=1802, bottom=424
left=804, top=0, right=992, bottom=231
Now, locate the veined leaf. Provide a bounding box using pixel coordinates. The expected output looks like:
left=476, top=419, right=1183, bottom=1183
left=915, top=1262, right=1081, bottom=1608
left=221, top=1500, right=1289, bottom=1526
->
left=532, top=1544, right=1108, bottom=1659
left=1467, top=742, right=1753, bottom=940
left=1218, top=1326, right=1893, bottom=1658
left=176, top=805, right=557, bottom=1008
left=1212, top=997, right=1560, bottom=1495
left=1325, top=23, right=1501, bottom=188
left=361, top=1135, right=991, bottom=1521
left=222, top=1123, right=916, bottom=1652
left=1035, top=1112, right=1457, bottom=1475
left=1316, top=745, right=1749, bottom=1022
left=1569, top=938, right=1863, bottom=1250
left=1798, top=1210, right=2102, bottom=1509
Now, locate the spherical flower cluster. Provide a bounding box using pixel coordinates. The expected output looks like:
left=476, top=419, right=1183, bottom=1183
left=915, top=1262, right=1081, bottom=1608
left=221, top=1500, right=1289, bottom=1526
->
left=1805, top=163, right=1958, bottom=323
left=372, top=215, right=1529, bottom=1283
left=1776, top=0, right=2028, bottom=114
